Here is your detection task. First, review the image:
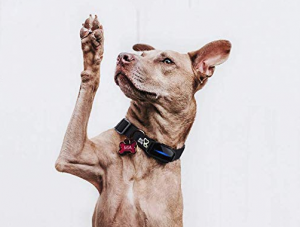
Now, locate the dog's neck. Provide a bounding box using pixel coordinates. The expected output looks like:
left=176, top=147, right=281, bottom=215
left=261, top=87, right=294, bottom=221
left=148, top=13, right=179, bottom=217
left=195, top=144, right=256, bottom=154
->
left=126, top=99, right=196, bottom=149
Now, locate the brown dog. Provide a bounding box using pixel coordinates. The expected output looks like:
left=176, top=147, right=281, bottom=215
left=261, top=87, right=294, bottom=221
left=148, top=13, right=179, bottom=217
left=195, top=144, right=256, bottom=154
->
left=55, top=15, right=231, bottom=227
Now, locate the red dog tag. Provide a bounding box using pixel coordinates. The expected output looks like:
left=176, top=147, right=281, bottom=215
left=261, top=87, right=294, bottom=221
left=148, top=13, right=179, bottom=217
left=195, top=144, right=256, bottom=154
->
left=118, top=139, right=137, bottom=155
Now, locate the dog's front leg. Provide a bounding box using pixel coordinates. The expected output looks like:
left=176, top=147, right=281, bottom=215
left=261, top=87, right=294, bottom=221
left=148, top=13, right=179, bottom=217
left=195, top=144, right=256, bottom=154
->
left=55, top=15, right=105, bottom=192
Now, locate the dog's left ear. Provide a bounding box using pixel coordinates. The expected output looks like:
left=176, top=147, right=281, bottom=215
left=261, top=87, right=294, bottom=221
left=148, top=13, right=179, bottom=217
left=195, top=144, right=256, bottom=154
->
left=188, top=40, right=231, bottom=84
left=133, top=43, right=155, bottom=51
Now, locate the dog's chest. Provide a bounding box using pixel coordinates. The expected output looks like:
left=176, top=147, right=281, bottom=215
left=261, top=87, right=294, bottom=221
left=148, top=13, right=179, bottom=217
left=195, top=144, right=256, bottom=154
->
left=94, top=158, right=182, bottom=227
left=133, top=178, right=182, bottom=226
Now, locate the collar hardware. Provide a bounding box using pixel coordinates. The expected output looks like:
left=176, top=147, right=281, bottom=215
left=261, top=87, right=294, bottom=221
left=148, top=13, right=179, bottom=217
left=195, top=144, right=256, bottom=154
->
left=115, top=118, right=185, bottom=163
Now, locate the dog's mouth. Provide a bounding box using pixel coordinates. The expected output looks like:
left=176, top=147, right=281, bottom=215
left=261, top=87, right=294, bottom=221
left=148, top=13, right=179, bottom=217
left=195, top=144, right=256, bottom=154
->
left=115, top=72, right=157, bottom=98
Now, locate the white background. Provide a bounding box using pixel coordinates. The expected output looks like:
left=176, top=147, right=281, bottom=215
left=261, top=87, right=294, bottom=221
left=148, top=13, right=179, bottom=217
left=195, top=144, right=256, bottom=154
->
left=0, top=0, right=300, bottom=226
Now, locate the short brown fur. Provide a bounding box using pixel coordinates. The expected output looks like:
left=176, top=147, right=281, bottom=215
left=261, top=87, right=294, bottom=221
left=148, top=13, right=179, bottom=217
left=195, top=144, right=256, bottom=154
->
left=55, top=15, right=231, bottom=227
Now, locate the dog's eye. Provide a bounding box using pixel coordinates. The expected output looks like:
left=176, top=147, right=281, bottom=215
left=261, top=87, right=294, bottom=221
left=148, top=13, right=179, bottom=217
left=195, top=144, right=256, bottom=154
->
left=162, top=58, right=174, bottom=64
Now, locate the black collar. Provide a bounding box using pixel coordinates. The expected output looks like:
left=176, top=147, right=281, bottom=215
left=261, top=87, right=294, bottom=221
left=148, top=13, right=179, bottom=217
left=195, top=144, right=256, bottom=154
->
left=114, top=118, right=185, bottom=163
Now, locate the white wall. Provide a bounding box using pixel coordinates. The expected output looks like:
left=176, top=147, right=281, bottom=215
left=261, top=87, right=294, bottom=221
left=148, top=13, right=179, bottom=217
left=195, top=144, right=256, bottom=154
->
left=1, top=0, right=300, bottom=226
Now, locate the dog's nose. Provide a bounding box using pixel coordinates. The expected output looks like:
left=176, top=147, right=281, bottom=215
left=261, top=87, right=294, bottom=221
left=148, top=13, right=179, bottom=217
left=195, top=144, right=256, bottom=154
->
left=118, top=52, right=135, bottom=64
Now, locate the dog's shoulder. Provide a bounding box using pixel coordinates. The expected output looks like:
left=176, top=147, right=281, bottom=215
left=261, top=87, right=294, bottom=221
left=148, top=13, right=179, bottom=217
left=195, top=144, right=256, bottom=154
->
left=89, top=128, right=123, bottom=161
left=91, top=128, right=120, bottom=147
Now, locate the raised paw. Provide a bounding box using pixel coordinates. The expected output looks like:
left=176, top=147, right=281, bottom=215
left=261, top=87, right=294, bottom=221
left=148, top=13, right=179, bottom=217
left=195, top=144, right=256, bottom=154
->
left=80, top=15, right=104, bottom=69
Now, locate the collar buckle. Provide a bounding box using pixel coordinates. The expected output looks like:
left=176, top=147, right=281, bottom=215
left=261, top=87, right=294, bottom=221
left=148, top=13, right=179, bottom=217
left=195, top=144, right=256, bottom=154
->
left=115, top=118, right=131, bottom=135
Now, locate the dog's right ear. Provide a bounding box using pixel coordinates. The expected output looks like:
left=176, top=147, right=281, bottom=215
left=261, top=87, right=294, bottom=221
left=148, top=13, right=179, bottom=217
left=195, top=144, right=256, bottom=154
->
left=132, top=43, right=155, bottom=51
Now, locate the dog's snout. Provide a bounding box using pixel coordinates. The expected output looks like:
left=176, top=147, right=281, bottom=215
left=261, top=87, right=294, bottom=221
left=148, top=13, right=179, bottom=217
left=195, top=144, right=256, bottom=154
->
left=118, top=53, right=135, bottom=64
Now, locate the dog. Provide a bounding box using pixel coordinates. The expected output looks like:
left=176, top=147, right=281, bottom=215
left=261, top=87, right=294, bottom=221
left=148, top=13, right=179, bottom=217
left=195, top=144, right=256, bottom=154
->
left=55, top=15, right=231, bottom=227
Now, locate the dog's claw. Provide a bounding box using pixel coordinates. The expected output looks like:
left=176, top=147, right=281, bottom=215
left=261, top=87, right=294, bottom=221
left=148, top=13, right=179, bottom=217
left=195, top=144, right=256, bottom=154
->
left=80, top=14, right=103, bottom=41
left=83, top=15, right=93, bottom=29
left=92, top=15, right=100, bottom=30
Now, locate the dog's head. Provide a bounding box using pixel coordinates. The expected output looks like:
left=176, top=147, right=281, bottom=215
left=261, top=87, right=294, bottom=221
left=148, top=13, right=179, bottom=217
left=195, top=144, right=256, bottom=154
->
left=114, top=40, right=231, bottom=111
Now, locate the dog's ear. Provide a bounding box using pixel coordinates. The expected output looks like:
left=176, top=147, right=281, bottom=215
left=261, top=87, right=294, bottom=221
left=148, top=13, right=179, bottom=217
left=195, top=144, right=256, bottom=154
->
left=132, top=43, right=155, bottom=51
left=188, top=40, right=231, bottom=88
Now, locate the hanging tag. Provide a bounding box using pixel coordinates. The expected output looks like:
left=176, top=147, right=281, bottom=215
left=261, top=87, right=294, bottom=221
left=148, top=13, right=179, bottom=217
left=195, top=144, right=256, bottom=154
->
left=118, top=139, right=137, bottom=155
